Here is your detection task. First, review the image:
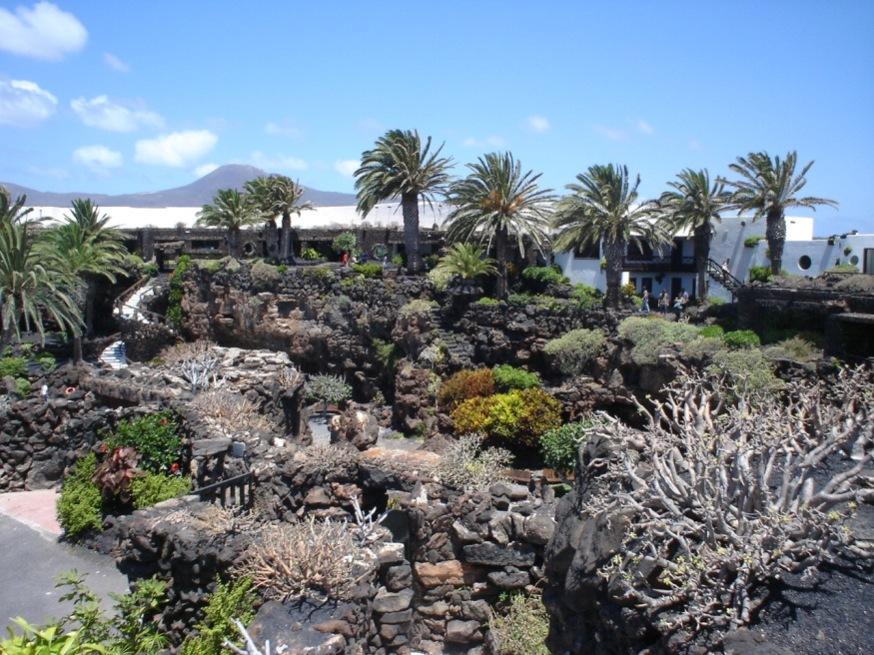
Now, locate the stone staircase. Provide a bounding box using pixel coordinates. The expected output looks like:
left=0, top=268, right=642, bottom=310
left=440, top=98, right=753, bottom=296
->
left=99, top=340, right=127, bottom=370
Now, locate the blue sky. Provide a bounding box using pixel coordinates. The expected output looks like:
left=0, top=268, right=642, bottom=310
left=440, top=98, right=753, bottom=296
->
left=1, top=0, right=872, bottom=233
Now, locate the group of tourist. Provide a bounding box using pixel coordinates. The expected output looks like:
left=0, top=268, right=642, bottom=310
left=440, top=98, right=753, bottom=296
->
left=640, top=288, right=690, bottom=318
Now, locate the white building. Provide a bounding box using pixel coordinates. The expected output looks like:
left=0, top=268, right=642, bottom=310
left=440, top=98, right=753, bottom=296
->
left=554, top=215, right=874, bottom=302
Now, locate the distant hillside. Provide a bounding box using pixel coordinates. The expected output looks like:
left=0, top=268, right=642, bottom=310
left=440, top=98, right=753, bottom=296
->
left=1, top=164, right=357, bottom=208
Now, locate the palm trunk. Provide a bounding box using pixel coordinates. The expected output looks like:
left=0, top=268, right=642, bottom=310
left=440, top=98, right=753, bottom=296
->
left=280, top=211, right=292, bottom=262
left=401, top=192, right=421, bottom=273
left=85, top=277, right=97, bottom=337
left=73, top=335, right=83, bottom=363
left=766, top=208, right=785, bottom=275
left=693, top=222, right=711, bottom=301
left=604, top=239, right=625, bottom=309
left=228, top=228, right=240, bottom=258
left=495, top=226, right=509, bottom=298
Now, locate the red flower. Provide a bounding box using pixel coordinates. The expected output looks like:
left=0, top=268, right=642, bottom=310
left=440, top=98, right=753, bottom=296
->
left=170, top=462, right=180, bottom=474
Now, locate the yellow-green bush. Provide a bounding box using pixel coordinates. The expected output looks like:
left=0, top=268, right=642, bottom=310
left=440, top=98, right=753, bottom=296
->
left=179, top=578, right=257, bottom=655
left=490, top=592, right=550, bottom=655
left=131, top=473, right=192, bottom=509
left=451, top=388, right=562, bottom=447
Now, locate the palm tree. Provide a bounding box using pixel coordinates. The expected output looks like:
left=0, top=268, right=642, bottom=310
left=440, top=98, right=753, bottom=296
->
left=245, top=175, right=312, bottom=262
left=46, top=199, right=128, bottom=338
left=0, top=192, right=81, bottom=346
left=1, top=185, right=33, bottom=225
left=355, top=129, right=452, bottom=273
left=433, top=242, right=497, bottom=282
left=724, top=151, right=837, bottom=275
left=444, top=152, right=553, bottom=297
left=659, top=169, right=731, bottom=300
left=196, top=189, right=261, bottom=258
left=553, top=164, right=666, bottom=308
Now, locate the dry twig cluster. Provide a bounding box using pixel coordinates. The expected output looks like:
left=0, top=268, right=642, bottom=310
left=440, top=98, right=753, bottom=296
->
left=589, top=366, right=873, bottom=642
left=237, top=517, right=370, bottom=602
left=190, top=390, right=274, bottom=437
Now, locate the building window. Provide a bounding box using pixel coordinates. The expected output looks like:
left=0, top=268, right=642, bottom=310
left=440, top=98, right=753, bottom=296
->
left=798, top=255, right=812, bottom=271
left=573, top=242, right=599, bottom=259
left=850, top=255, right=860, bottom=266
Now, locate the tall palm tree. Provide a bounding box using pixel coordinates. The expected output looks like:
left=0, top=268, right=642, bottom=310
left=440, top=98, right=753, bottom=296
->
left=0, top=192, right=81, bottom=346
left=553, top=164, right=666, bottom=308
left=245, top=175, right=313, bottom=262
left=659, top=169, right=731, bottom=300
left=444, top=152, right=554, bottom=297
left=45, top=199, right=128, bottom=338
left=724, top=151, right=837, bottom=275
left=196, top=189, right=261, bottom=258
left=355, top=129, right=452, bottom=273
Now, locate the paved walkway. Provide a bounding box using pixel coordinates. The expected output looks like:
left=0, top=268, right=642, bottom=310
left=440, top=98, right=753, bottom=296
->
left=0, top=491, right=129, bottom=628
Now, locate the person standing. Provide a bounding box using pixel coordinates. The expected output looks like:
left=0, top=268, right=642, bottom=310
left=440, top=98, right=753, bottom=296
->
left=641, top=288, right=650, bottom=313
left=673, top=291, right=685, bottom=319
left=658, top=290, right=669, bottom=315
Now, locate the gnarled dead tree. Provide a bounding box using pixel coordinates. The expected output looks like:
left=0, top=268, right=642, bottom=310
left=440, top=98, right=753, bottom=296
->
left=589, top=366, right=873, bottom=642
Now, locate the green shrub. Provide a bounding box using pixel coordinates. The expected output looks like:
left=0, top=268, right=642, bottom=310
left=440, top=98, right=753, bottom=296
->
left=451, top=388, right=562, bottom=447
left=398, top=298, right=437, bottom=319
left=305, top=374, right=352, bottom=406
left=131, top=473, right=191, bottom=509
left=300, top=247, right=320, bottom=260
left=763, top=336, right=820, bottom=364
left=744, top=235, right=764, bottom=247
left=723, top=329, right=761, bottom=349
left=197, top=258, right=224, bottom=274
left=0, top=356, right=27, bottom=378
left=391, top=253, right=405, bottom=267
left=438, top=368, right=496, bottom=411
left=707, top=349, right=783, bottom=395
left=620, top=282, right=637, bottom=299
left=56, top=454, right=103, bottom=538
left=539, top=420, right=592, bottom=472
left=474, top=296, right=501, bottom=306
left=428, top=265, right=453, bottom=291
left=492, top=364, right=541, bottom=391
left=104, top=412, right=181, bottom=473
left=680, top=336, right=727, bottom=361
left=571, top=284, right=602, bottom=309
left=167, top=255, right=191, bottom=329
left=372, top=338, right=398, bottom=372
left=37, top=352, right=57, bottom=372
left=331, top=231, right=357, bottom=254
left=13, top=378, right=31, bottom=397
left=250, top=260, right=280, bottom=289
left=825, top=263, right=858, bottom=273
left=507, top=292, right=532, bottom=306
left=748, top=265, right=772, bottom=283
left=698, top=325, right=724, bottom=338
left=143, top=262, right=159, bottom=277
left=706, top=296, right=726, bottom=306
left=543, top=328, right=607, bottom=376
left=351, top=262, right=383, bottom=278
left=490, top=592, right=550, bottom=655
left=521, top=265, right=568, bottom=290
left=179, top=578, right=258, bottom=655
left=618, top=316, right=700, bottom=365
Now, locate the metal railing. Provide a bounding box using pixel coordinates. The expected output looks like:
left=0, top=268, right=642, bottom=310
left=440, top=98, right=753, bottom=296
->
left=707, top=258, right=744, bottom=293
left=192, top=471, right=254, bottom=509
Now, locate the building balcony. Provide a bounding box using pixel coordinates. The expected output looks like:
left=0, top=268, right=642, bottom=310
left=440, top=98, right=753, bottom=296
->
left=622, top=256, right=696, bottom=273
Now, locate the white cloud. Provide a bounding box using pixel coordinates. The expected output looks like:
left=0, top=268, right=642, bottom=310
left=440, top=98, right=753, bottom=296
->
left=527, top=115, right=550, bottom=133
left=103, top=52, right=129, bottom=73
left=135, top=130, right=218, bottom=167
left=250, top=150, right=308, bottom=171
left=265, top=120, right=302, bottom=138
left=0, top=2, right=87, bottom=60
left=0, top=79, right=57, bottom=126
left=636, top=119, right=654, bottom=135
left=334, top=160, right=359, bottom=177
left=462, top=135, right=505, bottom=148
left=73, top=144, right=122, bottom=170
left=71, top=95, right=164, bottom=133
left=194, top=162, right=219, bottom=177
left=593, top=124, right=628, bottom=141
